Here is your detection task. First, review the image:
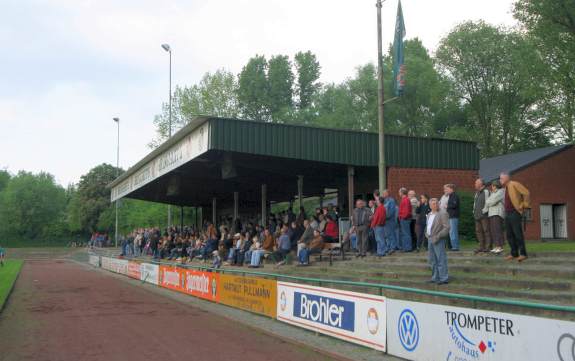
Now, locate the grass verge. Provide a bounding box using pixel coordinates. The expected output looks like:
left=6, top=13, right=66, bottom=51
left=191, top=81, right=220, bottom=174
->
left=0, top=259, right=23, bottom=311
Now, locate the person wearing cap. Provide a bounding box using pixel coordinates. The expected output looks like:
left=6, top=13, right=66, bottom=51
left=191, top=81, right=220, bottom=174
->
left=224, top=233, right=243, bottom=266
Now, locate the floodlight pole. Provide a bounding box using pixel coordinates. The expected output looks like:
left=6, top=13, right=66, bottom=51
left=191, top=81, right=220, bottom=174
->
left=113, top=117, right=120, bottom=248
left=376, top=0, right=387, bottom=191
left=162, top=44, right=173, bottom=229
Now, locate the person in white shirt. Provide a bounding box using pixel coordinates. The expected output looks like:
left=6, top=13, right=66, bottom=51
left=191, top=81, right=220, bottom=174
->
left=426, top=198, right=450, bottom=285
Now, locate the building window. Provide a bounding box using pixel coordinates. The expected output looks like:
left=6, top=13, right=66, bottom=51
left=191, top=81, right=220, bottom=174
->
left=523, top=208, right=533, bottom=222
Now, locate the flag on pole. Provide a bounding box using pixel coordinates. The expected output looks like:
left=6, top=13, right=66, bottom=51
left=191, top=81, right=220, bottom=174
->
left=393, top=0, right=406, bottom=96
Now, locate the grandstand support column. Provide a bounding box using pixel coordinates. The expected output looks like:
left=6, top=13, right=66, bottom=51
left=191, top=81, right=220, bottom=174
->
left=347, top=166, right=355, bottom=219
left=212, top=198, right=217, bottom=225
left=320, top=195, right=324, bottom=209
left=261, top=184, right=267, bottom=226
left=297, top=175, right=304, bottom=210
left=233, top=192, right=239, bottom=222
left=180, top=206, right=184, bottom=231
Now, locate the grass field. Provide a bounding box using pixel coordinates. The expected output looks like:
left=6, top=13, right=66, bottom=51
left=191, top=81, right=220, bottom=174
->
left=0, top=259, right=23, bottom=311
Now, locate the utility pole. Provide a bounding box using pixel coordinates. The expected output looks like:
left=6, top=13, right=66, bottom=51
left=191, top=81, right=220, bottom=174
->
left=376, top=0, right=387, bottom=191
left=113, top=117, right=120, bottom=248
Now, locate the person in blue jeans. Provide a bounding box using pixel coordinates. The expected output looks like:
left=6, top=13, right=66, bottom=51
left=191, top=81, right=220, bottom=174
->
left=441, top=184, right=460, bottom=251
left=426, top=198, right=450, bottom=284
left=398, top=188, right=413, bottom=252
left=370, top=196, right=387, bottom=257
left=383, top=190, right=398, bottom=253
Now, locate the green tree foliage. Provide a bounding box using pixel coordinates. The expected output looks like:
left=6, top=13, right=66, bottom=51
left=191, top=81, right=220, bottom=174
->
left=267, top=55, right=294, bottom=122
left=436, top=21, right=550, bottom=156
left=294, top=51, right=321, bottom=109
left=0, top=170, right=10, bottom=193
left=0, top=171, right=67, bottom=241
left=238, top=55, right=270, bottom=121
left=514, top=0, right=575, bottom=142
left=385, top=39, right=461, bottom=137
left=179, top=69, right=240, bottom=120
left=67, top=164, right=122, bottom=233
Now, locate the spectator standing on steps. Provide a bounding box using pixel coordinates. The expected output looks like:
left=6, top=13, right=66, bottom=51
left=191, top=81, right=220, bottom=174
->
left=408, top=190, right=419, bottom=251
left=398, top=188, right=413, bottom=252
left=370, top=196, right=387, bottom=257
left=415, top=194, right=431, bottom=251
left=500, top=172, right=531, bottom=262
left=382, top=189, right=398, bottom=253
left=426, top=198, right=450, bottom=285
left=442, top=184, right=460, bottom=251
left=473, top=179, right=491, bottom=254
left=351, top=199, right=370, bottom=258
left=483, top=181, right=505, bottom=254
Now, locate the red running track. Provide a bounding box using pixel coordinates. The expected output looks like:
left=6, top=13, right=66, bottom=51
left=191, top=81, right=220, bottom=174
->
left=0, top=260, right=335, bottom=361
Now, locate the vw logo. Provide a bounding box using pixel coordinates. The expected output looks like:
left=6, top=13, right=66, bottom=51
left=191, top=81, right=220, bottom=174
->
left=558, top=333, right=575, bottom=361
left=398, top=309, right=419, bottom=352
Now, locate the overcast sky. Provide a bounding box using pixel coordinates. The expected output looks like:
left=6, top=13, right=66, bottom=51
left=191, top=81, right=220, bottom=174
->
left=0, top=0, right=517, bottom=186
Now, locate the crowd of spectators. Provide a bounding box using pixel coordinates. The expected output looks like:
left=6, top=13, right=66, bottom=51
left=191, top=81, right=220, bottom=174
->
left=92, top=172, right=530, bottom=283
left=102, top=204, right=342, bottom=268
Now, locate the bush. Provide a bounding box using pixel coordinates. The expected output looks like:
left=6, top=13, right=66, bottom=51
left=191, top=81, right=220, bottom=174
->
left=458, top=191, right=477, bottom=242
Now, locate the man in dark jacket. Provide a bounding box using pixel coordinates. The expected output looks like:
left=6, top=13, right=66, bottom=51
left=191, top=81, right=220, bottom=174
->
left=442, top=184, right=460, bottom=251
left=473, top=179, right=491, bottom=253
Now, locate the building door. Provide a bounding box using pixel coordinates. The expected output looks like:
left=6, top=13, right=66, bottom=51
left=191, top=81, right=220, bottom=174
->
left=540, top=204, right=568, bottom=239
left=553, top=204, right=568, bottom=239
left=540, top=205, right=554, bottom=239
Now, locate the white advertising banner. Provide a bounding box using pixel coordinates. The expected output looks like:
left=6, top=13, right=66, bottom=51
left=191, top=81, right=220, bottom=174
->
left=140, top=263, right=159, bottom=285
left=88, top=255, right=100, bottom=267
left=387, top=298, right=575, bottom=361
left=111, top=121, right=210, bottom=202
left=109, top=258, right=129, bottom=275
left=276, top=282, right=386, bottom=351
left=100, top=256, right=112, bottom=271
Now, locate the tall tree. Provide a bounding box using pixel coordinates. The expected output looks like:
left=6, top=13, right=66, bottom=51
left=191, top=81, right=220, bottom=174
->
left=385, top=38, right=457, bottom=137
left=68, top=164, right=122, bottom=233
left=294, top=51, right=321, bottom=110
left=150, top=70, right=240, bottom=148
left=267, top=55, right=294, bottom=122
left=237, top=55, right=270, bottom=121
left=436, top=21, right=550, bottom=156
left=514, top=0, right=575, bottom=142
left=0, top=171, right=67, bottom=240
left=179, top=69, right=240, bottom=120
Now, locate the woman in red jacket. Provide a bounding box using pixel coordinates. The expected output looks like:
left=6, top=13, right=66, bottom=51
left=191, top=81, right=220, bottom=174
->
left=324, top=215, right=339, bottom=243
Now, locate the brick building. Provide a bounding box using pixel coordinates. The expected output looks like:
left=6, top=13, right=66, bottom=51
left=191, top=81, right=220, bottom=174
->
left=480, top=145, right=574, bottom=241
left=109, top=116, right=479, bottom=224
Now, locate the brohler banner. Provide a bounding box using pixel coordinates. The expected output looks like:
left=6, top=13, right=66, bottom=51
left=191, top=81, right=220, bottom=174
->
left=276, top=282, right=387, bottom=351
left=219, top=274, right=277, bottom=318
left=387, top=298, right=575, bottom=361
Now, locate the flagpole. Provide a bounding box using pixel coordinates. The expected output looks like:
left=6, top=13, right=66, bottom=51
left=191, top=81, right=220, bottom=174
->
left=376, top=0, right=386, bottom=191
